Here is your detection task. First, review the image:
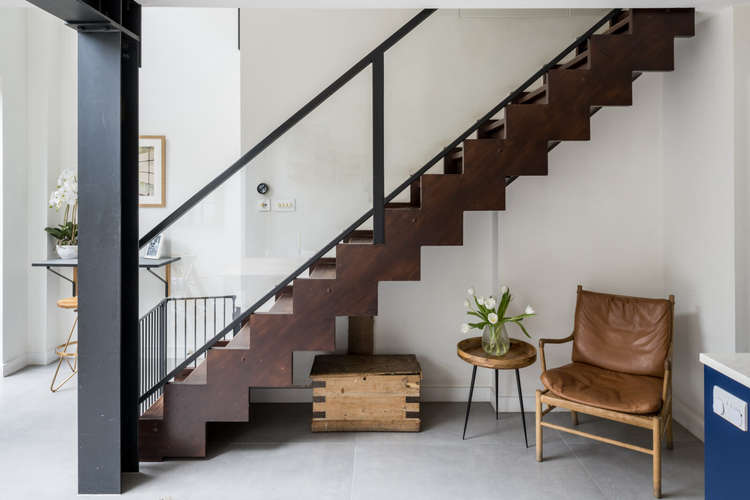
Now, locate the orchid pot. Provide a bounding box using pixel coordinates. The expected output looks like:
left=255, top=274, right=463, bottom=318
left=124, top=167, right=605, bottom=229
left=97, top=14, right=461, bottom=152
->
left=56, top=244, right=78, bottom=260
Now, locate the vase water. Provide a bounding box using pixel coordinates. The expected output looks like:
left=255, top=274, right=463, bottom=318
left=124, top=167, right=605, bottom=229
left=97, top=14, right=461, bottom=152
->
left=482, top=323, right=510, bottom=356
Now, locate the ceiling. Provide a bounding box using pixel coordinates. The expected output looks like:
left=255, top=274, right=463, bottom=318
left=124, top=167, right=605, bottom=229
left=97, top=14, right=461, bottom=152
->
left=2, top=0, right=745, bottom=9
left=135, top=0, right=744, bottom=7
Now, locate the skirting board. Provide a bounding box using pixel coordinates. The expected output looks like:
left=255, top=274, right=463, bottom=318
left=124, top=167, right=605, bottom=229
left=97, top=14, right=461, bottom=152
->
left=250, top=385, right=547, bottom=413
left=2, top=349, right=58, bottom=377
left=2, top=354, right=28, bottom=376
left=250, top=386, right=705, bottom=435
left=673, top=396, right=704, bottom=442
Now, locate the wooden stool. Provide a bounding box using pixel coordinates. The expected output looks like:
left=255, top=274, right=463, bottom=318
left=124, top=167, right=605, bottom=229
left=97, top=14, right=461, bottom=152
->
left=51, top=297, right=78, bottom=392
left=457, top=337, right=537, bottom=445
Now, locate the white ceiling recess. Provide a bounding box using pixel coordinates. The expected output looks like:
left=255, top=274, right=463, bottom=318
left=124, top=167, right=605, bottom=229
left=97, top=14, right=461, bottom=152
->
left=136, top=0, right=748, bottom=8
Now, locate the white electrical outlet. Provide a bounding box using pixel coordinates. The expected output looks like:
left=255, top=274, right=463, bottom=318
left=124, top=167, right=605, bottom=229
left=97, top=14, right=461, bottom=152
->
left=256, top=199, right=270, bottom=212
left=274, top=199, right=296, bottom=212
left=713, top=385, right=748, bottom=431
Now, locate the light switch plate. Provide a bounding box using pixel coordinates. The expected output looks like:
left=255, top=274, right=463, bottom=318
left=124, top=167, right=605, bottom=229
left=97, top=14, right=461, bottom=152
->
left=274, top=199, right=296, bottom=212
left=256, top=199, right=270, bottom=212
left=713, top=385, right=747, bottom=431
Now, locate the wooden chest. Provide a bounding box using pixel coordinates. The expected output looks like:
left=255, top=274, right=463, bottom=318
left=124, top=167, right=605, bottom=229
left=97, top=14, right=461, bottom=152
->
left=309, top=354, right=421, bottom=432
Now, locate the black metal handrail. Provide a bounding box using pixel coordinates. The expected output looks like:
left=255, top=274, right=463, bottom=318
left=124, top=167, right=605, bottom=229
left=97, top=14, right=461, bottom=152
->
left=138, top=8, right=622, bottom=405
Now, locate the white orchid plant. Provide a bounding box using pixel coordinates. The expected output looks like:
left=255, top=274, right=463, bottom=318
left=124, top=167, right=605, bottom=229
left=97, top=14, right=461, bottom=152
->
left=45, top=169, right=78, bottom=246
left=461, top=286, right=535, bottom=338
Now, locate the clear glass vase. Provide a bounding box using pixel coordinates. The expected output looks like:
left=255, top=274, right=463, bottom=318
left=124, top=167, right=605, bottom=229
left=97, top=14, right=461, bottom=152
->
left=482, top=323, right=510, bottom=356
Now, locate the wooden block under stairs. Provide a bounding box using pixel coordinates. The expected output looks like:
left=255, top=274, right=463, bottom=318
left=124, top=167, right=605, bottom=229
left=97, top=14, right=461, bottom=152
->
left=310, top=354, right=421, bottom=432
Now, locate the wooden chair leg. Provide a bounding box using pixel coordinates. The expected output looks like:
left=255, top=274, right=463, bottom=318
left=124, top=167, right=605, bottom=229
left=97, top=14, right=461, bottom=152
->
left=535, top=390, right=543, bottom=462
left=666, top=402, right=673, bottom=450
left=653, top=418, right=662, bottom=498
left=571, top=410, right=579, bottom=426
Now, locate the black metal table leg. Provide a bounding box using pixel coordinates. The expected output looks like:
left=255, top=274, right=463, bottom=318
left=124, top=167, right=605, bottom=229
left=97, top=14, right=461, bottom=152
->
left=462, top=365, right=477, bottom=440
left=495, top=369, right=499, bottom=420
left=515, top=368, right=528, bottom=448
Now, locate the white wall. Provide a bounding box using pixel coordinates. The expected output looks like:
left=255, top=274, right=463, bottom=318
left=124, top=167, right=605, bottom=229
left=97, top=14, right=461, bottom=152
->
left=734, top=5, right=750, bottom=356
left=661, top=7, right=741, bottom=440
left=138, top=7, right=242, bottom=314
left=26, top=9, right=79, bottom=368
left=0, top=8, right=28, bottom=375
left=0, top=8, right=76, bottom=375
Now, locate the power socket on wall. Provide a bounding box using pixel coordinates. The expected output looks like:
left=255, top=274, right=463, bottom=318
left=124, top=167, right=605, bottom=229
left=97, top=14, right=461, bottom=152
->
left=273, top=199, right=296, bottom=212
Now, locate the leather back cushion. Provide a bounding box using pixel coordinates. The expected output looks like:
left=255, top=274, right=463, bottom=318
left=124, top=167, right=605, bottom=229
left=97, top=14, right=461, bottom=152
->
left=571, top=289, right=672, bottom=377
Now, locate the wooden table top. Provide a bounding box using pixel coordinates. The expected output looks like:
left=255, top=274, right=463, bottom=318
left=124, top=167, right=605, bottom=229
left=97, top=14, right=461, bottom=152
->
left=457, top=337, right=537, bottom=370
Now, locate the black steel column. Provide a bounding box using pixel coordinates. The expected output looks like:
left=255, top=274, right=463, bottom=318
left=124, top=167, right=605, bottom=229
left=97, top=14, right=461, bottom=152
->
left=372, top=51, right=385, bottom=244
left=77, top=28, right=139, bottom=493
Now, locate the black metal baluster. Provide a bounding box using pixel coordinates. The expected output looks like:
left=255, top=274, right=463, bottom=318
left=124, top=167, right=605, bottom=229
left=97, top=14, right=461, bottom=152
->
left=214, top=298, right=217, bottom=336
left=160, top=302, right=167, bottom=382
left=184, top=299, right=187, bottom=365
left=204, top=298, right=207, bottom=354
left=193, top=299, right=198, bottom=368
left=172, top=300, right=176, bottom=371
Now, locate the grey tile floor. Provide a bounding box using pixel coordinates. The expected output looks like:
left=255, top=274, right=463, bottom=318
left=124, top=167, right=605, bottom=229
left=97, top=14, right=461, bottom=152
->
left=0, top=364, right=704, bottom=499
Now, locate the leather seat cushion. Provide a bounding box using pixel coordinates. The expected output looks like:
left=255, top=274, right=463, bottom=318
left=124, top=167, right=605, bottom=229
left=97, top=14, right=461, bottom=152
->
left=541, top=362, right=664, bottom=414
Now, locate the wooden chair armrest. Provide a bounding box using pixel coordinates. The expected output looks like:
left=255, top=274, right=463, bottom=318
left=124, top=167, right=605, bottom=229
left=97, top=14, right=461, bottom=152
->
left=539, top=334, right=575, bottom=346
left=538, top=333, right=574, bottom=373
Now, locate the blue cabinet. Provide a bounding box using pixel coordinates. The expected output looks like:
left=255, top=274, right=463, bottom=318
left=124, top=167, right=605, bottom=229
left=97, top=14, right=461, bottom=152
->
left=704, top=365, right=750, bottom=499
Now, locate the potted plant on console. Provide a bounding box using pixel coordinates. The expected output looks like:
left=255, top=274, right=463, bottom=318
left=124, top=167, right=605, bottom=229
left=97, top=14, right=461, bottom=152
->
left=45, top=169, right=78, bottom=259
left=461, top=286, right=535, bottom=356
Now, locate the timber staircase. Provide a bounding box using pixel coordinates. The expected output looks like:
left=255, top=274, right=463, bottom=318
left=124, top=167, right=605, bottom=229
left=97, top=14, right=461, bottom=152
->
left=139, top=8, right=694, bottom=460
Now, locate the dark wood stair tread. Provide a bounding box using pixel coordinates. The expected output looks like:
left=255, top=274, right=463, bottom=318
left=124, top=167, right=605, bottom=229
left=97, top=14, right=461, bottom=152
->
left=275, top=285, right=293, bottom=301
left=516, top=84, right=547, bottom=104
left=604, top=15, right=631, bottom=35
left=344, top=229, right=373, bottom=244
left=183, top=358, right=208, bottom=384
left=310, top=263, right=336, bottom=279
left=561, top=51, right=589, bottom=70
left=268, top=294, right=293, bottom=314
left=226, top=324, right=250, bottom=349
left=385, top=202, right=417, bottom=209
left=141, top=396, right=164, bottom=420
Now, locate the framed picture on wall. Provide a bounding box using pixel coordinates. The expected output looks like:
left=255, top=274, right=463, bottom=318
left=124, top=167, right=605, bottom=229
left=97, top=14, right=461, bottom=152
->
left=139, top=135, right=166, bottom=207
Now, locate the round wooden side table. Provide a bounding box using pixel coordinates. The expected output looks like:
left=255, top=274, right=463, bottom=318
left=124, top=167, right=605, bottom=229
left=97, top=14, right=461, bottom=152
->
left=456, top=337, right=537, bottom=446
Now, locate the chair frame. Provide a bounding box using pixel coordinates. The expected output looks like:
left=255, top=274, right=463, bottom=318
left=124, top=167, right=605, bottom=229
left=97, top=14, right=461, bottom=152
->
left=535, top=286, right=675, bottom=499
left=50, top=307, right=78, bottom=393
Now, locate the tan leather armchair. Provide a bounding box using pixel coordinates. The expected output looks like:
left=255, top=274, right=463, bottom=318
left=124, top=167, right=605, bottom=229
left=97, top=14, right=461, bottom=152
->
left=535, top=285, right=674, bottom=498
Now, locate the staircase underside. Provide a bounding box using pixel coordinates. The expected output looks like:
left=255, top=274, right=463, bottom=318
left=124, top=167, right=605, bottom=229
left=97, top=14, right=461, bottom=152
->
left=139, top=8, right=695, bottom=461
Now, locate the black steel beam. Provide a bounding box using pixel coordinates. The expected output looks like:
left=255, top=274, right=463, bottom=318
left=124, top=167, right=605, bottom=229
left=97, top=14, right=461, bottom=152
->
left=77, top=27, right=139, bottom=496
left=26, top=0, right=140, bottom=41
left=372, top=50, right=385, bottom=245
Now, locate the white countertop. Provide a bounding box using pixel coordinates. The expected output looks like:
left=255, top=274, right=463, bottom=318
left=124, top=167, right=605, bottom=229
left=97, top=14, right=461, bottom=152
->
left=700, top=353, right=750, bottom=388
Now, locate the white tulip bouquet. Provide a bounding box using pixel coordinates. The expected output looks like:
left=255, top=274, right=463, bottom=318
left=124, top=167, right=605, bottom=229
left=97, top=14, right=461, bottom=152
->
left=461, top=286, right=535, bottom=356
